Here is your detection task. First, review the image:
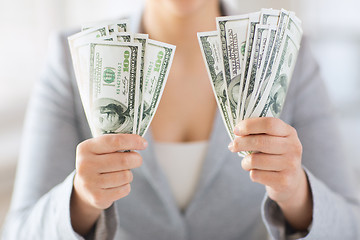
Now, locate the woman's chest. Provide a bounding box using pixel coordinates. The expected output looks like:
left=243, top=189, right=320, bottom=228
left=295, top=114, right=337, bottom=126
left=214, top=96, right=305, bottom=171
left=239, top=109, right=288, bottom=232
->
left=150, top=69, right=217, bottom=142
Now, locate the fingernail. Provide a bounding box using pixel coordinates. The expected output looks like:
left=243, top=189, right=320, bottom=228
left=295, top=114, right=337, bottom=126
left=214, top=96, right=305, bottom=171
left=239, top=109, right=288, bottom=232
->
left=228, top=142, right=234, bottom=151
left=234, top=127, right=240, bottom=135
left=143, top=140, right=148, bottom=148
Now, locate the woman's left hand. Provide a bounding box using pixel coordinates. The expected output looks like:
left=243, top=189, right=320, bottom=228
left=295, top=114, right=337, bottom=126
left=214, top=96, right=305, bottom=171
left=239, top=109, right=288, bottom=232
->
left=228, top=117, right=313, bottom=230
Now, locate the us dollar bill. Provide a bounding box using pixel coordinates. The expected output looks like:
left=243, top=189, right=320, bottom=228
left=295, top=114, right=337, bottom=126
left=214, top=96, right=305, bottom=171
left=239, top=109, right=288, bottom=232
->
left=113, top=32, right=133, bottom=42
left=244, top=26, right=277, bottom=119
left=245, top=10, right=303, bottom=118
left=217, top=14, right=249, bottom=125
left=68, top=26, right=110, bottom=117
left=247, top=9, right=290, bottom=116
left=197, top=31, right=235, bottom=140
left=82, top=19, right=129, bottom=32
left=89, top=42, right=141, bottom=136
left=260, top=8, right=280, bottom=25
left=138, top=39, right=176, bottom=136
left=251, top=29, right=301, bottom=118
left=133, top=33, right=149, bottom=133
left=287, top=12, right=303, bottom=42
left=236, top=12, right=260, bottom=121
left=240, top=25, right=271, bottom=119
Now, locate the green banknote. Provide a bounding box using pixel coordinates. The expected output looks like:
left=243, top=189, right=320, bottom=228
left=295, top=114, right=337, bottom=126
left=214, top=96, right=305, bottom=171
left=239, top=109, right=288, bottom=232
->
left=68, top=26, right=110, bottom=118
left=217, top=14, right=249, bottom=125
left=113, top=32, right=133, bottom=42
left=69, top=19, right=175, bottom=138
left=236, top=12, right=260, bottom=121
left=240, top=24, right=270, bottom=119
left=133, top=34, right=149, bottom=132
left=82, top=19, right=128, bottom=32
left=138, top=39, right=176, bottom=136
left=247, top=9, right=290, bottom=117
left=244, top=26, right=277, bottom=119
left=251, top=29, right=301, bottom=118
left=197, top=31, right=234, bottom=140
left=89, top=42, right=141, bottom=136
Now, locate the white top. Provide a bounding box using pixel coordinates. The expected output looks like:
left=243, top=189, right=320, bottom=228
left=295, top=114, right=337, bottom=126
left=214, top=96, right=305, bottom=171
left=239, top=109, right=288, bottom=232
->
left=153, top=141, right=209, bottom=211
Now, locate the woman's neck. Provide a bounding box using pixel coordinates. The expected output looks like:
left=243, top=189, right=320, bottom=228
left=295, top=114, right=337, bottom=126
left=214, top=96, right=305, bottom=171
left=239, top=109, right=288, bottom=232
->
left=142, top=0, right=221, bottom=49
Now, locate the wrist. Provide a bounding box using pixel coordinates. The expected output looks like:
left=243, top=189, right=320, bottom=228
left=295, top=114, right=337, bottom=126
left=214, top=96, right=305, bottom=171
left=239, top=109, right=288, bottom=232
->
left=277, top=169, right=313, bottom=230
left=70, top=181, right=102, bottom=236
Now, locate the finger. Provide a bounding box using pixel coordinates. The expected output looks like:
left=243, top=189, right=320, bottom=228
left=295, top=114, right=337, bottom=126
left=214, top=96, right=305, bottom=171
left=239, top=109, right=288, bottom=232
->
left=97, top=170, right=133, bottom=189
left=234, top=117, right=294, bottom=137
left=231, top=134, right=288, bottom=154
left=83, top=134, right=148, bottom=154
left=101, top=183, right=132, bottom=202
left=249, top=169, right=293, bottom=191
left=241, top=153, right=286, bottom=172
left=90, top=184, right=132, bottom=209
left=96, top=151, right=143, bottom=173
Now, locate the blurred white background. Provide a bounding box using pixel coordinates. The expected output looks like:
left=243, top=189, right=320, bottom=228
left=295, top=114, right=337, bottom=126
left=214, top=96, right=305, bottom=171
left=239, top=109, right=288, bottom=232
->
left=0, top=0, right=359, bottom=227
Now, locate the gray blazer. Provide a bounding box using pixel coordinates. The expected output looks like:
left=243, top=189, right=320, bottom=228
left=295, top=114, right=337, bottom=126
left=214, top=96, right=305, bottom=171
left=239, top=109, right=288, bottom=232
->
left=2, top=6, right=360, bottom=240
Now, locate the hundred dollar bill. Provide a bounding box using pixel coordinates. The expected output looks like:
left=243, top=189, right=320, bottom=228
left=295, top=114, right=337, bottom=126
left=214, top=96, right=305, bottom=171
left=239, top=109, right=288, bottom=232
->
left=217, top=14, right=249, bottom=125
left=82, top=19, right=129, bottom=33
left=197, top=31, right=235, bottom=140
left=113, top=32, right=133, bottom=42
left=244, top=26, right=277, bottom=119
left=68, top=26, right=110, bottom=117
left=247, top=9, right=290, bottom=117
left=236, top=12, right=260, bottom=121
left=287, top=13, right=303, bottom=43
left=138, top=39, right=175, bottom=136
left=260, top=8, right=280, bottom=25
left=240, top=25, right=271, bottom=119
left=251, top=30, right=301, bottom=118
left=88, top=42, right=141, bottom=137
left=133, top=33, right=149, bottom=132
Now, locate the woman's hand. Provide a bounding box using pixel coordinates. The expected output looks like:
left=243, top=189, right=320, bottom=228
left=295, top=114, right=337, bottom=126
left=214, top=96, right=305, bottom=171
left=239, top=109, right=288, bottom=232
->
left=228, top=117, right=313, bottom=231
left=71, top=134, right=147, bottom=236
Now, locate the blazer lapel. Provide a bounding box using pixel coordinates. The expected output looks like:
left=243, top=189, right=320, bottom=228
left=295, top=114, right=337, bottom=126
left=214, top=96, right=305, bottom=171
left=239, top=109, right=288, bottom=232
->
left=185, top=110, right=235, bottom=216
left=139, top=130, right=186, bottom=228
left=138, top=110, right=235, bottom=219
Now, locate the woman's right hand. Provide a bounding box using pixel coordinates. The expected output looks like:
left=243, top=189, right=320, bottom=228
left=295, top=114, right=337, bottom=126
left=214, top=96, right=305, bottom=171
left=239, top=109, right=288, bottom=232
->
left=70, top=134, right=147, bottom=236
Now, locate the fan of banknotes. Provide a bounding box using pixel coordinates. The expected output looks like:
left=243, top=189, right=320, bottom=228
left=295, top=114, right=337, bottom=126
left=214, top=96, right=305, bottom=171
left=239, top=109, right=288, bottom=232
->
left=198, top=9, right=303, bottom=146
left=68, top=20, right=176, bottom=137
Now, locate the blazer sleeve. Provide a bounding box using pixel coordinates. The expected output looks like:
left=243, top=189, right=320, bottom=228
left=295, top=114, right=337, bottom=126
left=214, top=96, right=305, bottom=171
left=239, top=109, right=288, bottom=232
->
left=1, top=32, right=118, bottom=240
left=260, top=37, right=360, bottom=239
